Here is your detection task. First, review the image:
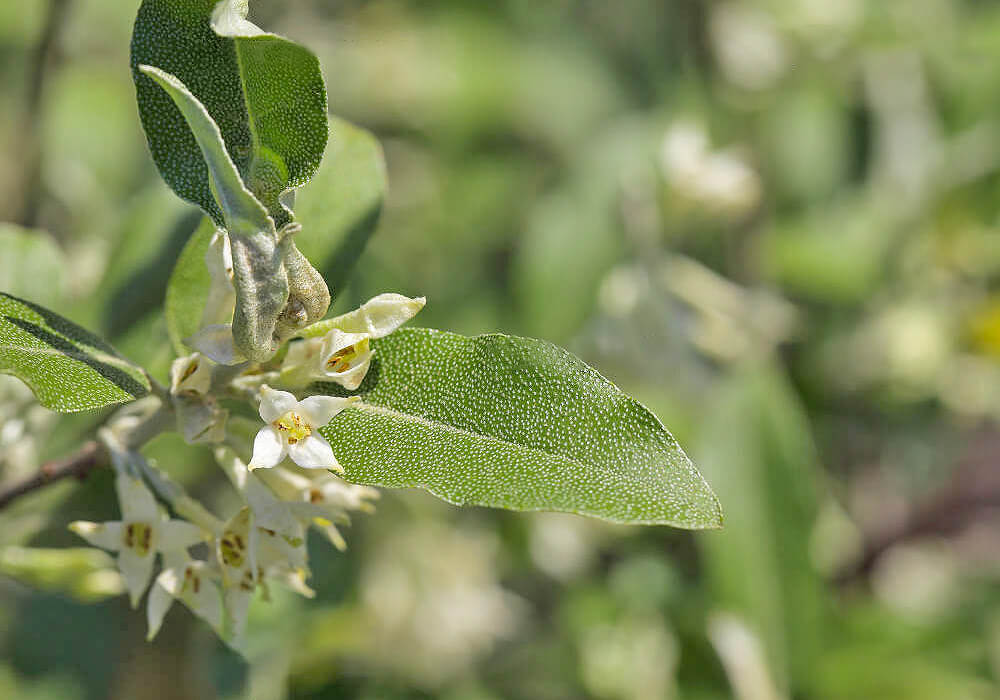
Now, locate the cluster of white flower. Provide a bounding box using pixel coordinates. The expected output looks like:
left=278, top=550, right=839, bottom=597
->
left=67, top=228, right=425, bottom=647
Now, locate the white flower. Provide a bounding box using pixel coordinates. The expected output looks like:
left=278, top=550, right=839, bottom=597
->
left=169, top=352, right=213, bottom=396
left=257, top=466, right=379, bottom=550
left=281, top=293, right=425, bottom=389
left=215, top=507, right=312, bottom=643
left=248, top=386, right=355, bottom=471
left=283, top=330, right=372, bottom=390
left=217, top=446, right=375, bottom=552
left=69, top=474, right=205, bottom=607
left=146, top=557, right=223, bottom=641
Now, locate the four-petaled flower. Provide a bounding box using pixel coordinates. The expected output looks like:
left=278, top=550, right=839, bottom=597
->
left=248, top=386, right=356, bottom=471
left=146, top=556, right=223, bottom=641
left=280, top=293, right=425, bottom=390
left=70, top=473, right=205, bottom=607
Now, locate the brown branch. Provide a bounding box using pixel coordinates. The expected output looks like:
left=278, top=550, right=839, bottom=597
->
left=835, top=431, right=1000, bottom=585
left=0, top=440, right=107, bottom=510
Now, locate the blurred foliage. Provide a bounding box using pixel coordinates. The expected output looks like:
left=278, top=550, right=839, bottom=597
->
left=3, top=0, right=1000, bottom=698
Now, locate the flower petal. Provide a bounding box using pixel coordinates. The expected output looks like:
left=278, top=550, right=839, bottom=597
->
left=184, top=324, right=246, bottom=365
left=297, top=395, right=356, bottom=427
left=258, top=386, right=298, bottom=423
left=319, top=328, right=368, bottom=356
left=249, top=426, right=287, bottom=470
left=334, top=293, right=425, bottom=338
left=224, top=587, right=253, bottom=643
left=69, top=521, right=124, bottom=551
left=282, top=337, right=320, bottom=369
left=118, top=547, right=155, bottom=608
left=116, top=474, right=160, bottom=523
left=146, top=571, right=176, bottom=641
left=288, top=434, right=339, bottom=470
left=169, top=353, right=213, bottom=395
left=184, top=572, right=223, bottom=634
left=159, top=520, right=205, bottom=552
left=244, top=476, right=303, bottom=541
left=326, top=355, right=371, bottom=390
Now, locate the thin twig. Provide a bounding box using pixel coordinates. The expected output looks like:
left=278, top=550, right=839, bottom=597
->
left=0, top=440, right=107, bottom=510
left=835, top=432, right=1000, bottom=584
left=0, top=398, right=175, bottom=511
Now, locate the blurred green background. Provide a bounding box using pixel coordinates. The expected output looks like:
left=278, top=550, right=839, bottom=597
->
left=3, top=0, right=1000, bottom=698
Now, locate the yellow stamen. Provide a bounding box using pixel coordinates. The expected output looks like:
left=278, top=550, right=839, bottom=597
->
left=124, top=522, right=154, bottom=556
left=219, top=532, right=245, bottom=568
left=274, top=411, right=312, bottom=445
left=325, top=339, right=369, bottom=373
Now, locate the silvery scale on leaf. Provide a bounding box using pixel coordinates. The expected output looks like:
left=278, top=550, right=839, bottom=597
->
left=0, top=0, right=721, bottom=650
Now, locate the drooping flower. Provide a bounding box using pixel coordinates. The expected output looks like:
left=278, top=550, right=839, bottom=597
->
left=281, top=293, right=425, bottom=389
left=146, top=556, right=223, bottom=641
left=216, top=446, right=375, bottom=552
left=169, top=352, right=213, bottom=396
left=70, top=474, right=205, bottom=607
left=257, top=466, right=379, bottom=550
left=214, top=506, right=312, bottom=643
left=169, top=352, right=228, bottom=444
left=247, top=386, right=355, bottom=471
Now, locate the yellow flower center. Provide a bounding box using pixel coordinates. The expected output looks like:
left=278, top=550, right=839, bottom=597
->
left=326, top=339, right=368, bottom=373
left=219, top=531, right=246, bottom=568
left=274, top=411, right=312, bottom=445
left=124, top=522, right=154, bottom=556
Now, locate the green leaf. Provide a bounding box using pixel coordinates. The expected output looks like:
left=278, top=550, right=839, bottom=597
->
left=164, top=116, right=385, bottom=353
left=137, top=64, right=273, bottom=237
left=293, top=117, right=387, bottom=291
left=0, top=293, right=150, bottom=412
left=165, top=216, right=217, bottom=354
left=696, top=364, right=827, bottom=692
left=318, top=328, right=721, bottom=528
left=0, top=224, right=67, bottom=307
left=131, top=0, right=327, bottom=225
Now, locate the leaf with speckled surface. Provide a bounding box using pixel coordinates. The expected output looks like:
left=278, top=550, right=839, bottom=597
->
left=293, top=116, right=387, bottom=291
left=139, top=65, right=273, bottom=237
left=317, top=328, right=722, bottom=528
left=0, top=293, right=150, bottom=412
left=131, top=0, right=327, bottom=225
left=164, top=118, right=386, bottom=353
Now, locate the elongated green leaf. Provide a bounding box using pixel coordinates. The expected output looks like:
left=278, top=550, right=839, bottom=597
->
left=132, top=0, right=327, bottom=225
left=164, top=116, right=385, bottom=353
left=138, top=64, right=273, bottom=236
left=0, top=224, right=66, bottom=307
left=0, top=293, right=150, bottom=412
left=294, top=117, right=387, bottom=291
left=696, top=364, right=827, bottom=692
left=165, top=216, right=217, bottom=354
left=317, top=328, right=721, bottom=528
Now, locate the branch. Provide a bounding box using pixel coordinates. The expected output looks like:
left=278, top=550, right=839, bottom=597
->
left=0, top=440, right=107, bottom=510
left=835, top=430, right=1000, bottom=584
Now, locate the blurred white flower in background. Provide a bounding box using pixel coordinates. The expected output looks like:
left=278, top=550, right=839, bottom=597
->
left=660, top=122, right=761, bottom=218
left=358, top=520, right=526, bottom=686
left=709, top=3, right=787, bottom=90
